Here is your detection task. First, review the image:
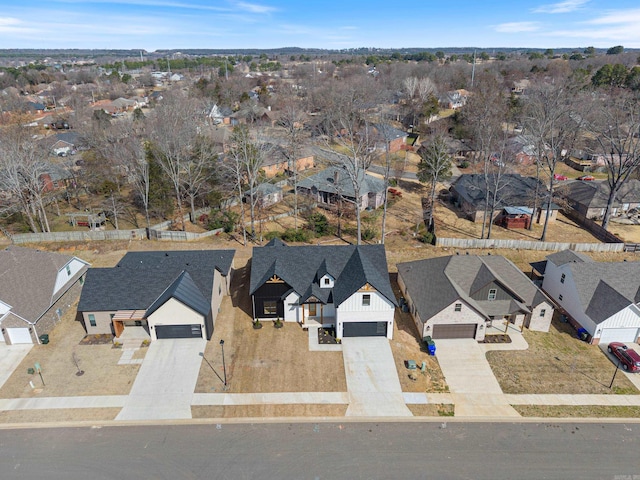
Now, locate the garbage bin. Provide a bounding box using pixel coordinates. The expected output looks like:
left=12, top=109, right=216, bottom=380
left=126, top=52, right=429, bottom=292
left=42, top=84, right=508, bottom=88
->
left=39, top=334, right=49, bottom=344
left=428, top=343, right=436, bottom=356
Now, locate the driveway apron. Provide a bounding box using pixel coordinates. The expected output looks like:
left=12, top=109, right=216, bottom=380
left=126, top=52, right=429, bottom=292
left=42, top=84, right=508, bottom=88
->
left=0, top=344, right=33, bottom=389
left=116, top=338, right=205, bottom=421
left=342, top=338, right=412, bottom=417
left=435, top=339, right=519, bottom=417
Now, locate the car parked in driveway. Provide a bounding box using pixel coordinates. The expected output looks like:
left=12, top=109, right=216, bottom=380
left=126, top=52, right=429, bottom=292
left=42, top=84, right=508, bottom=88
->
left=608, top=342, right=640, bottom=372
left=553, top=173, right=568, bottom=181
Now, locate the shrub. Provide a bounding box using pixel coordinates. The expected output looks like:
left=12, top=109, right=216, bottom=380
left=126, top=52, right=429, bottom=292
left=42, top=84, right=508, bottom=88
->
left=361, top=227, right=377, bottom=241
left=207, top=209, right=237, bottom=233
left=307, top=212, right=329, bottom=236
left=282, top=228, right=310, bottom=242
left=418, top=231, right=435, bottom=245
left=458, top=161, right=470, bottom=169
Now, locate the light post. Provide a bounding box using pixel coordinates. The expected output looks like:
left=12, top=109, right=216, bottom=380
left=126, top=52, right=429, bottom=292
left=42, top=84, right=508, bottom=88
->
left=220, top=339, right=227, bottom=387
left=609, top=358, right=621, bottom=389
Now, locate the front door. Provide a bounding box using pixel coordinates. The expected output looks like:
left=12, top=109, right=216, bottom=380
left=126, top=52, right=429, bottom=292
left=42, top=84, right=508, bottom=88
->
left=308, top=304, right=317, bottom=317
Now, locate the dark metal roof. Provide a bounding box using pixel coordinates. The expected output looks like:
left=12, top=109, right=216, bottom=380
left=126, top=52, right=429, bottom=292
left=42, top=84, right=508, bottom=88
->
left=249, top=243, right=397, bottom=307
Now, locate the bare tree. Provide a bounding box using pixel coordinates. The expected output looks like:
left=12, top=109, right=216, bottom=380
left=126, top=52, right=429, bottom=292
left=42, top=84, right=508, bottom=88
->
left=323, top=79, right=379, bottom=244
left=587, top=90, right=640, bottom=230
left=146, top=92, right=204, bottom=230
left=226, top=124, right=270, bottom=241
left=278, top=101, right=307, bottom=231
left=417, top=134, right=452, bottom=232
left=521, top=80, right=584, bottom=241
left=0, top=126, right=50, bottom=232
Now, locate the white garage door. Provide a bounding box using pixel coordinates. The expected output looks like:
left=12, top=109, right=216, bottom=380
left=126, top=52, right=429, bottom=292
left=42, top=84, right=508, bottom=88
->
left=6, top=328, right=33, bottom=344
left=599, top=327, right=639, bottom=344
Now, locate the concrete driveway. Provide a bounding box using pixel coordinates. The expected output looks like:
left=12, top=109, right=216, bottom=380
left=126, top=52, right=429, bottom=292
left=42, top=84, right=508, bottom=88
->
left=116, top=338, right=205, bottom=421
left=341, top=338, right=412, bottom=417
left=599, top=342, right=640, bottom=391
left=0, top=344, right=32, bottom=389
left=435, top=339, right=519, bottom=417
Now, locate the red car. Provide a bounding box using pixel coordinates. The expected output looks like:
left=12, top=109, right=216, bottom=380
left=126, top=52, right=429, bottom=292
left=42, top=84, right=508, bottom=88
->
left=578, top=174, right=595, bottom=181
left=608, top=342, right=640, bottom=372
left=553, top=173, right=568, bottom=181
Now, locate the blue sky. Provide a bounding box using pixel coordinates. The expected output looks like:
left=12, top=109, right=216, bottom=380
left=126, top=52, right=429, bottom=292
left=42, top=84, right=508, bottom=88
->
left=1, top=0, right=639, bottom=51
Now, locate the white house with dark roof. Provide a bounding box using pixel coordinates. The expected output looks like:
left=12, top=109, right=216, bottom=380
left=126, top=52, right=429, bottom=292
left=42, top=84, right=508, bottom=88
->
left=397, top=254, right=554, bottom=341
left=540, top=250, right=640, bottom=345
left=249, top=239, right=397, bottom=338
left=0, top=246, right=89, bottom=344
left=77, top=250, right=234, bottom=341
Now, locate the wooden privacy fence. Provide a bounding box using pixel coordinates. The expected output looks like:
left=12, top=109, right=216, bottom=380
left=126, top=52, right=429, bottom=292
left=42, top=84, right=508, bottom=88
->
left=10, top=229, right=146, bottom=244
left=435, top=236, right=625, bottom=252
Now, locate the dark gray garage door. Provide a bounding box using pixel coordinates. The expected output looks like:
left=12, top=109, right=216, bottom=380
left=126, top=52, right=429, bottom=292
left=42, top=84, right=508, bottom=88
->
left=343, top=321, right=387, bottom=337
left=155, top=324, right=203, bottom=339
left=432, top=324, right=477, bottom=339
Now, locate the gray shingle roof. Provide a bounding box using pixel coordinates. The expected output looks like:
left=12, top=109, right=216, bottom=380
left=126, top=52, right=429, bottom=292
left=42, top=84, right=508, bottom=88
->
left=297, top=165, right=385, bottom=198
left=0, top=246, right=89, bottom=323
left=559, top=259, right=640, bottom=324
left=249, top=243, right=396, bottom=307
left=564, top=179, right=640, bottom=209
left=451, top=174, right=558, bottom=210
left=546, top=249, right=592, bottom=266
left=397, top=255, right=550, bottom=322
left=77, top=250, right=234, bottom=314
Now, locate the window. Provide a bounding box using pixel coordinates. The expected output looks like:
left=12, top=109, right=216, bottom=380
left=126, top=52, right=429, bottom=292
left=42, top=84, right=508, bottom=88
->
left=66, top=265, right=71, bottom=276
left=560, top=273, right=565, bottom=284
left=88, top=314, right=96, bottom=327
left=558, top=294, right=563, bottom=301
left=454, top=303, right=462, bottom=312
left=324, top=278, right=330, bottom=286
left=79, top=276, right=84, bottom=285
left=539, top=309, right=546, bottom=317
left=263, top=301, right=277, bottom=315
left=488, top=289, right=497, bottom=301
left=362, top=294, right=371, bottom=306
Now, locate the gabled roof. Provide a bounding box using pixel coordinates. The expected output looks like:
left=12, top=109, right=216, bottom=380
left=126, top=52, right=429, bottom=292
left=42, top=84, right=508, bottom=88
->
left=564, top=179, right=640, bottom=209
left=0, top=246, right=89, bottom=323
left=372, top=123, right=407, bottom=141
left=77, top=250, right=234, bottom=314
left=546, top=249, right=591, bottom=266
left=451, top=174, right=558, bottom=210
left=145, top=271, right=210, bottom=317
left=397, top=255, right=550, bottom=322
left=297, top=165, right=385, bottom=198
left=249, top=243, right=396, bottom=307
left=549, top=253, right=640, bottom=324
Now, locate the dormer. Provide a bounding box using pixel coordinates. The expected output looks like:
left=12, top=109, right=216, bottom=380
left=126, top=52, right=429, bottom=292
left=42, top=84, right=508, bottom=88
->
left=320, top=274, right=335, bottom=289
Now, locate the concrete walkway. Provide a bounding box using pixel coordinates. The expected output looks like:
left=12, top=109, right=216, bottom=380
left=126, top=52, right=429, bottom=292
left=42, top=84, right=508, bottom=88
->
left=116, top=338, right=206, bottom=421
left=435, top=338, right=520, bottom=417
left=341, top=338, right=412, bottom=417
left=0, top=344, right=33, bottom=389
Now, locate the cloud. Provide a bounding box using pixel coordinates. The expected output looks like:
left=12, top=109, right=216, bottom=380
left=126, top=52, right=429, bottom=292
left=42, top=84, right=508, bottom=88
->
left=55, top=0, right=231, bottom=11
left=533, top=0, right=589, bottom=14
left=235, top=2, right=276, bottom=14
left=494, top=22, right=540, bottom=33
left=585, top=8, right=640, bottom=25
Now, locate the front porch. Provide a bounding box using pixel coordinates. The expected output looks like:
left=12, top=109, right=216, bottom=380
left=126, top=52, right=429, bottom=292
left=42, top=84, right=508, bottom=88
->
left=112, top=310, right=150, bottom=341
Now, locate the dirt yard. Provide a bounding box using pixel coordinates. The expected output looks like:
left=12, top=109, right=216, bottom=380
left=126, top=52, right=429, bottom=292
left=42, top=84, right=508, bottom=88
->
left=487, top=315, right=639, bottom=395
left=0, top=300, right=142, bottom=400
left=194, top=255, right=347, bottom=396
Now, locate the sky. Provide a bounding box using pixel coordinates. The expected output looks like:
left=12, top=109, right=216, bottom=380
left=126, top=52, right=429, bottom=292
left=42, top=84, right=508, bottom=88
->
left=1, top=0, right=639, bottom=51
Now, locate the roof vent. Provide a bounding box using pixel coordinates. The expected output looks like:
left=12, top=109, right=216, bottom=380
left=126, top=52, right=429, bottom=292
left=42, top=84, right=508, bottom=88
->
left=165, top=253, right=169, bottom=256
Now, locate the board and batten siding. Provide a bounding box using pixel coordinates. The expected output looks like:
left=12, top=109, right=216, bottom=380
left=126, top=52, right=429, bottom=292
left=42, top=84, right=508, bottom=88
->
left=599, top=304, right=640, bottom=330
left=425, top=300, right=486, bottom=341
left=336, top=290, right=395, bottom=339
left=147, top=298, right=204, bottom=341
left=210, top=269, right=225, bottom=326
left=53, top=258, right=87, bottom=295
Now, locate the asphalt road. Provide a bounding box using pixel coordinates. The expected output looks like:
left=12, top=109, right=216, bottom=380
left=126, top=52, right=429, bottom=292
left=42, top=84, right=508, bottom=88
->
left=1, top=421, right=638, bottom=479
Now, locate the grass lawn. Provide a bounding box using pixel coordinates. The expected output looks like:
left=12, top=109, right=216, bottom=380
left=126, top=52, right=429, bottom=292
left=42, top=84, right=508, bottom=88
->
left=513, top=405, right=640, bottom=418
left=487, top=315, right=639, bottom=395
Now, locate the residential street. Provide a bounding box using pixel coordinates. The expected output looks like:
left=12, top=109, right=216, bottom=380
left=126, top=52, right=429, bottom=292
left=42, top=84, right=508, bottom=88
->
left=0, top=422, right=638, bottom=480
